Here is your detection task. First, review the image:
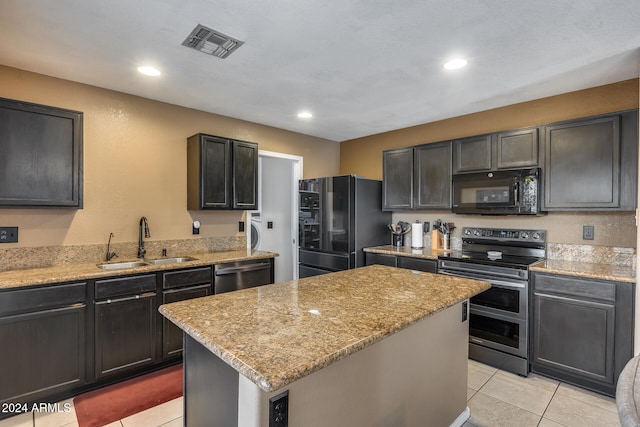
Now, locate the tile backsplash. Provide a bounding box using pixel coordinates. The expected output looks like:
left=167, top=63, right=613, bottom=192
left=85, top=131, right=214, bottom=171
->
left=0, top=236, right=246, bottom=272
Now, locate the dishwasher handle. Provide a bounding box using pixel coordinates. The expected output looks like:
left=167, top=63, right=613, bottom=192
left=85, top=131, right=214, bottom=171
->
left=215, top=262, right=271, bottom=276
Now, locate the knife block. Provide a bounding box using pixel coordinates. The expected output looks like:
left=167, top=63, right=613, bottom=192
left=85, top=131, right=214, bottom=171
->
left=431, top=230, right=442, bottom=250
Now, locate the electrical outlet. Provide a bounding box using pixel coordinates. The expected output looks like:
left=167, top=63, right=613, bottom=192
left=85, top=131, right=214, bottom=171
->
left=239, top=221, right=245, bottom=232
left=583, top=225, right=594, bottom=240
left=0, top=227, right=18, bottom=243
left=267, top=221, right=274, bottom=229
left=269, top=390, right=288, bottom=427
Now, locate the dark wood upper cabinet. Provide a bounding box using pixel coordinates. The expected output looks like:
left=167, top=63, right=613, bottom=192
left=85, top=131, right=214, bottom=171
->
left=496, top=128, right=539, bottom=169
left=382, top=147, right=413, bottom=210
left=232, top=140, right=259, bottom=210
left=187, top=133, right=258, bottom=210
left=382, top=142, right=451, bottom=211
left=0, top=97, right=83, bottom=208
left=453, top=127, right=539, bottom=173
left=453, top=134, right=492, bottom=173
left=414, top=141, right=451, bottom=209
left=543, top=110, right=637, bottom=211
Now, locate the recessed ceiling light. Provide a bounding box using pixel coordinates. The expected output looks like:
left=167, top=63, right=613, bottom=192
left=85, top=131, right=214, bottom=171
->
left=137, top=66, right=161, bottom=76
left=443, top=58, right=468, bottom=70
left=297, top=111, right=313, bottom=119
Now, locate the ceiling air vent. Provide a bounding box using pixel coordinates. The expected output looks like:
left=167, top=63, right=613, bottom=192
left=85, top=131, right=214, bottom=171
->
left=182, top=24, right=244, bottom=59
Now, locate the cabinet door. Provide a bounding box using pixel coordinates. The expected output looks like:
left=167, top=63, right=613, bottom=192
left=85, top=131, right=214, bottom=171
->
left=95, top=293, right=157, bottom=379
left=0, top=305, right=86, bottom=404
left=201, top=136, right=232, bottom=208
left=232, top=140, right=258, bottom=210
left=414, top=141, right=451, bottom=209
left=496, top=128, right=539, bottom=169
left=187, top=134, right=231, bottom=209
left=453, top=134, right=492, bottom=173
left=163, top=285, right=211, bottom=359
left=544, top=115, right=620, bottom=209
left=532, top=292, right=615, bottom=384
left=382, top=147, right=413, bottom=210
left=0, top=98, right=83, bottom=208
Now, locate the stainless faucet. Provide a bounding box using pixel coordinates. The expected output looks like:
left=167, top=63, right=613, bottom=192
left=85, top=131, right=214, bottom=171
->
left=137, top=216, right=150, bottom=258
left=106, top=232, right=117, bottom=261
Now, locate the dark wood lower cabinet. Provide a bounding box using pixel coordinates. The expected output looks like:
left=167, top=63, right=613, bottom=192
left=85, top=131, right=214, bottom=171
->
left=0, top=305, right=86, bottom=404
left=0, top=282, right=86, bottom=412
left=94, top=293, right=157, bottom=380
left=531, top=272, right=634, bottom=396
left=365, top=252, right=437, bottom=273
left=365, top=252, right=398, bottom=267
left=163, top=284, right=211, bottom=359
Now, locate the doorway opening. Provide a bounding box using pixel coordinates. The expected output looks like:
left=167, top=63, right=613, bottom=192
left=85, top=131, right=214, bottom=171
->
left=247, top=150, right=302, bottom=283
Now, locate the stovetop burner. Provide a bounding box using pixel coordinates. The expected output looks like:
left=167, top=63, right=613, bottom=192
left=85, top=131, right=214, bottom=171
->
left=439, top=250, right=543, bottom=269
left=438, top=227, right=547, bottom=269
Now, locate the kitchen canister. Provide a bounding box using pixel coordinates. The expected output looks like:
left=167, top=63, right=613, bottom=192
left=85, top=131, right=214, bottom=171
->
left=411, top=221, right=423, bottom=248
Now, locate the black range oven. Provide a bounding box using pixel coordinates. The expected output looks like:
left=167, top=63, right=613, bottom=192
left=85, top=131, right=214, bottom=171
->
left=438, top=227, right=546, bottom=376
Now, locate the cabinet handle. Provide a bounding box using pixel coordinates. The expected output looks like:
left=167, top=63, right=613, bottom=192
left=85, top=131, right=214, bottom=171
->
left=98, top=292, right=156, bottom=304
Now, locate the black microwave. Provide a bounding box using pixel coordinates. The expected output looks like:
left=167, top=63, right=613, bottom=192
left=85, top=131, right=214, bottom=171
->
left=452, top=168, right=542, bottom=215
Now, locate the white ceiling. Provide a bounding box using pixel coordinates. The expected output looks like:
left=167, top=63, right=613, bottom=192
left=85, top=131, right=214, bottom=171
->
left=0, top=0, right=639, bottom=142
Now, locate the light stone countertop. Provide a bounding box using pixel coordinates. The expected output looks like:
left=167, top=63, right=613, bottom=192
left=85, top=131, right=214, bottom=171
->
left=366, top=245, right=635, bottom=282
left=159, top=264, right=490, bottom=392
left=363, top=245, right=448, bottom=259
left=530, top=259, right=635, bottom=283
left=0, top=249, right=277, bottom=290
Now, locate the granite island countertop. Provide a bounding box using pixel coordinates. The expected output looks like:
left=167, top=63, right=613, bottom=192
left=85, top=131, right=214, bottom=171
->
left=159, top=264, right=490, bottom=392
left=0, top=249, right=277, bottom=290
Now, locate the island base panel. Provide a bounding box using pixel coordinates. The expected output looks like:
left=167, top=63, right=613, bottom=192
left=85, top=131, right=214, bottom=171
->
left=184, top=301, right=470, bottom=426
left=184, top=335, right=239, bottom=426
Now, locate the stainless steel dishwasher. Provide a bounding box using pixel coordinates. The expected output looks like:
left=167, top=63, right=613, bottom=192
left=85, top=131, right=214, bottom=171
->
left=214, top=258, right=274, bottom=294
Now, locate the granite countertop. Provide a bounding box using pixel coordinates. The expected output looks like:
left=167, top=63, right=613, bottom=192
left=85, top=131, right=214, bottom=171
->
left=530, top=259, right=635, bottom=283
left=364, top=245, right=448, bottom=259
left=366, top=245, right=635, bottom=282
left=159, top=264, right=490, bottom=392
left=0, top=249, right=277, bottom=290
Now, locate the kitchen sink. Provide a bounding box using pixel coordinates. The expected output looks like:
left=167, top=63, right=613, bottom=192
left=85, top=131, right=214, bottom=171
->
left=145, top=256, right=197, bottom=265
left=97, top=261, right=150, bottom=270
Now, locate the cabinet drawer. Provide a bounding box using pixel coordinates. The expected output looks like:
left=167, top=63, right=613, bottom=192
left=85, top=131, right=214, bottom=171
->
left=162, top=267, right=212, bottom=290
left=365, top=252, right=397, bottom=267
left=0, top=282, right=86, bottom=316
left=533, top=273, right=615, bottom=302
left=397, top=257, right=437, bottom=273
left=299, top=250, right=349, bottom=271
left=95, top=274, right=156, bottom=300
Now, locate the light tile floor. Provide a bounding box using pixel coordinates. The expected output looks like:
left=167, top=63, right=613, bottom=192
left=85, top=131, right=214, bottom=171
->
left=0, top=360, right=621, bottom=427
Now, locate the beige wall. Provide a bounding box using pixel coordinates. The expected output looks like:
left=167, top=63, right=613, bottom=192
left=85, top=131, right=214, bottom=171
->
left=0, top=65, right=340, bottom=248
left=339, top=79, right=640, bottom=247
left=340, top=79, right=639, bottom=180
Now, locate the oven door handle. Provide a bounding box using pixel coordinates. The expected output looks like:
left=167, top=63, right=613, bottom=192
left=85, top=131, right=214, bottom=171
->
left=438, top=270, right=526, bottom=289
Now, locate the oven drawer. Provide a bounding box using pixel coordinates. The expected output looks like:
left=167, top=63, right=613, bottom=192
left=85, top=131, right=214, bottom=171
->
left=469, top=308, right=527, bottom=358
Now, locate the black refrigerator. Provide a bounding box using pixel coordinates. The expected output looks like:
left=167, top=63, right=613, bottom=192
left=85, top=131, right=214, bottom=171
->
left=298, top=175, right=391, bottom=278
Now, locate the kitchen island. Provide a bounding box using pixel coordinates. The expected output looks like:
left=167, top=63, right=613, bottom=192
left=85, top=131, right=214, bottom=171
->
left=160, top=264, right=490, bottom=427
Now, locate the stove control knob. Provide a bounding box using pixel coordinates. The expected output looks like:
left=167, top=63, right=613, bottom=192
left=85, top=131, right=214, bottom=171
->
left=521, top=232, right=530, bottom=239
left=464, top=229, right=472, bottom=236
left=474, top=229, right=481, bottom=236
left=532, top=232, right=541, bottom=240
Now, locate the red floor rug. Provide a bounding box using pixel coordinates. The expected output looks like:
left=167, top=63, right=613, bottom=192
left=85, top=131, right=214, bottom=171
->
left=73, top=364, right=183, bottom=427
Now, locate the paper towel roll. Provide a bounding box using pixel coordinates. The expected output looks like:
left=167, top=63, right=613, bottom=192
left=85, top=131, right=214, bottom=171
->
left=411, top=222, right=423, bottom=248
